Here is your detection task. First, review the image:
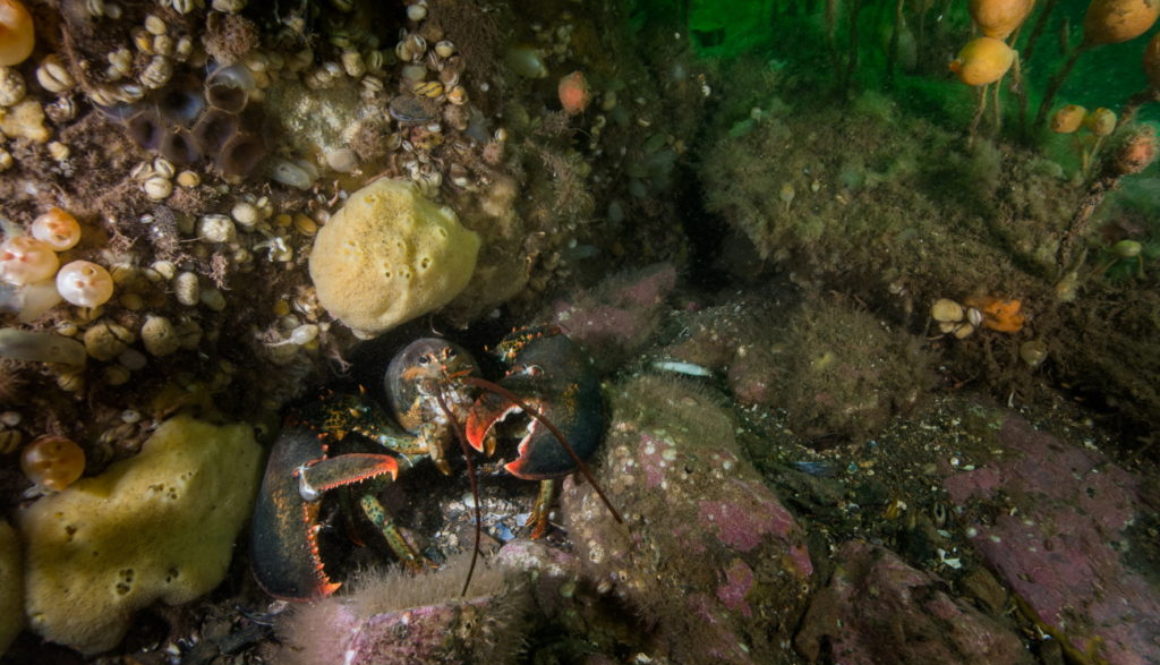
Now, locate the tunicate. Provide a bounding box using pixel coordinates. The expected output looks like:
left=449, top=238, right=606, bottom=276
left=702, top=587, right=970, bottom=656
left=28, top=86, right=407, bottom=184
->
left=17, top=281, right=62, bottom=322
left=200, top=286, right=226, bottom=311
left=56, top=260, right=115, bottom=307
left=1019, top=340, right=1048, bottom=368
left=0, top=236, right=59, bottom=285
left=83, top=320, right=133, bottom=361
left=205, top=64, right=255, bottom=113
left=31, top=207, right=81, bottom=250
left=0, top=0, right=35, bottom=67
left=141, top=315, right=179, bottom=356
left=0, top=328, right=85, bottom=365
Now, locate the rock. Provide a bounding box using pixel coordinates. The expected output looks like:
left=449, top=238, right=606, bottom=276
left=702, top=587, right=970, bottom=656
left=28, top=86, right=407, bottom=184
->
left=559, top=374, right=813, bottom=664
left=19, top=415, right=261, bottom=654
left=0, top=519, right=22, bottom=656
left=546, top=262, right=677, bottom=372
left=795, top=541, right=1031, bottom=665
left=944, top=414, right=1160, bottom=665
left=272, top=555, right=528, bottom=665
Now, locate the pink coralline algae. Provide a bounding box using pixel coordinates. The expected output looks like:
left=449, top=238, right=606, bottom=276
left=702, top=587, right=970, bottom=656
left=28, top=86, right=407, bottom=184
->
left=944, top=413, right=1159, bottom=665
left=546, top=263, right=677, bottom=371
left=559, top=374, right=813, bottom=665
left=716, top=558, right=756, bottom=618
left=795, top=541, right=1031, bottom=665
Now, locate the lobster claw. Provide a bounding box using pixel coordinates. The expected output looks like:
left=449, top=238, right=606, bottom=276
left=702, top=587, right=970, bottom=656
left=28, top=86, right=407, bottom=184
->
left=464, top=393, right=511, bottom=456
left=467, top=331, right=605, bottom=480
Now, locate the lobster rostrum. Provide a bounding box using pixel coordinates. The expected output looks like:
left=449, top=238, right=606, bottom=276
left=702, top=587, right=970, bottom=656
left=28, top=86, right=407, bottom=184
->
left=250, top=327, right=619, bottom=601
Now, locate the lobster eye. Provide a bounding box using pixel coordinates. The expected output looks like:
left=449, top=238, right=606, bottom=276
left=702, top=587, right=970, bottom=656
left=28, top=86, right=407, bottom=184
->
left=417, top=354, right=430, bottom=365
left=445, top=347, right=457, bottom=359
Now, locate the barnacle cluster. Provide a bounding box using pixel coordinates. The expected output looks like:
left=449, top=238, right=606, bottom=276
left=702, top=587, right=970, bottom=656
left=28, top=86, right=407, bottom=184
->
left=121, top=64, right=265, bottom=178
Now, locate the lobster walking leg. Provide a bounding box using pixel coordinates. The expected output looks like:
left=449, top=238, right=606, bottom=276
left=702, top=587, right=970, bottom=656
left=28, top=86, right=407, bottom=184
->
left=358, top=494, right=430, bottom=572
left=529, top=479, right=558, bottom=540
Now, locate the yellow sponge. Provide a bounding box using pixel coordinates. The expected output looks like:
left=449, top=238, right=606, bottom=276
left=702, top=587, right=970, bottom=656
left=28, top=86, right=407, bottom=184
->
left=309, top=178, right=480, bottom=336
left=18, top=415, right=261, bottom=655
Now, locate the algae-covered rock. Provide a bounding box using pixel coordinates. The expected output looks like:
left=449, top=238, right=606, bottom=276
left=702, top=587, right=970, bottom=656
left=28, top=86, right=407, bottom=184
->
left=0, top=519, right=22, bottom=656
left=774, top=300, right=933, bottom=444
left=309, top=178, right=481, bottom=336
left=561, top=374, right=814, bottom=665
left=19, top=415, right=261, bottom=655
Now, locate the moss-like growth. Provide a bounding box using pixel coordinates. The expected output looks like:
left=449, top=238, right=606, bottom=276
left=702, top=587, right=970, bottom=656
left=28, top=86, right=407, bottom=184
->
left=773, top=300, right=934, bottom=444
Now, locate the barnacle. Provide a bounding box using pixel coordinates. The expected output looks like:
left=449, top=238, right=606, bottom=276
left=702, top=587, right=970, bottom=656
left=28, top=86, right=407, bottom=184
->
left=216, top=132, right=265, bottom=177
left=56, top=260, right=114, bottom=307
left=31, top=207, right=81, bottom=251
left=21, top=434, right=85, bottom=492
left=0, top=0, right=34, bottom=67
left=192, top=108, right=240, bottom=153
left=205, top=64, right=255, bottom=113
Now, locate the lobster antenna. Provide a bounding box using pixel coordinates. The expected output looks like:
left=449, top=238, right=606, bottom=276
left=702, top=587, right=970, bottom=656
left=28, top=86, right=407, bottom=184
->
left=434, top=388, right=483, bottom=597
left=462, top=376, right=624, bottom=525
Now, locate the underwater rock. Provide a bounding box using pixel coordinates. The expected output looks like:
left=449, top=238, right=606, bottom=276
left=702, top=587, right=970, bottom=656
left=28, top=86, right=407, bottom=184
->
left=546, top=262, right=677, bottom=372
left=771, top=300, right=933, bottom=445
left=795, top=541, right=1031, bottom=665
left=944, top=413, right=1160, bottom=665
left=19, top=416, right=261, bottom=655
left=559, top=374, right=813, bottom=665
left=0, top=519, right=21, bottom=656
left=272, top=556, right=528, bottom=665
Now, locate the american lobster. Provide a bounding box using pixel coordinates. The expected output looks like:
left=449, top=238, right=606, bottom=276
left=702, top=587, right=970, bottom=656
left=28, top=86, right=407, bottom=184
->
left=249, top=326, right=620, bottom=600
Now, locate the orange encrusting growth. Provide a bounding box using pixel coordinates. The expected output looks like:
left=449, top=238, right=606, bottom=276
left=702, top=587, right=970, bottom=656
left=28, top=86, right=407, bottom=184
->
left=558, top=70, right=591, bottom=115
left=965, top=296, right=1026, bottom=332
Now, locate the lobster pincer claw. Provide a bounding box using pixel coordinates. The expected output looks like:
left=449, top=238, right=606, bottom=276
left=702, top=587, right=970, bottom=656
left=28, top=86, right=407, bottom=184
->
left=466, top=330, right=605, bottom=480
left=250, top=394, right=411, bottom=601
